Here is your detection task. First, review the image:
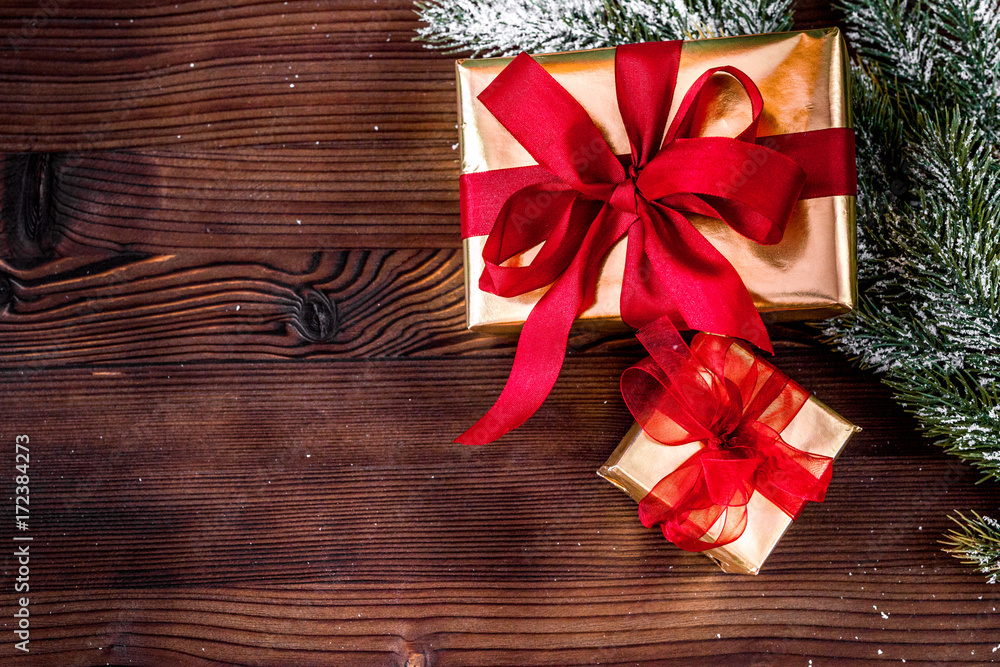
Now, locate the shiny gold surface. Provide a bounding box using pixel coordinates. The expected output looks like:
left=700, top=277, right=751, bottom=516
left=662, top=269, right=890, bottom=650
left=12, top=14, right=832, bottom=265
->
left=457, top=28, right=856, bottom=331
left=597, top=342, right=860, bottom=575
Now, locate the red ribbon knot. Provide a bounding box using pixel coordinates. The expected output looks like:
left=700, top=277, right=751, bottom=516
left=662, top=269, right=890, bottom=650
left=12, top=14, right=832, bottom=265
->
left=457, top=40, right=857, bottom=446
left=624, top=326, right=834, bottom=551
left=609, top=169, right=640, bottom=215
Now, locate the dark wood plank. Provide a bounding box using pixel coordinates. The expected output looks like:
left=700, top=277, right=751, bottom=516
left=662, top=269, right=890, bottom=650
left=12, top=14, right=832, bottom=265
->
left=0, top=0, right=451, bottom=151
left=0, top=1, right=842, bottom=252
left=0, top=342, right=929, bottom=462
left=0, top=250, right=663, bottom=365
left=0, top=148, right=460, bottom=255
left=2, top=358, right=997, bottom=665
left=0, top=246, right=936, bottom=409
left=9, top=572, right=1000, bottom=666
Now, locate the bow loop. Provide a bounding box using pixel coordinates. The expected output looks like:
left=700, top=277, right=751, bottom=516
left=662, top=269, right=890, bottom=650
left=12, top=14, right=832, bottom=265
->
left=615, top=41, right=682, bottom=167
left=630, top=333, right=835, bottom=551
left=478, top=52, right=625, bottom=197
left=479, top=185, right=603, bottom=297
left=623, top=322, right=738, bottom=446
left=665, top=65, right=764, bottom=145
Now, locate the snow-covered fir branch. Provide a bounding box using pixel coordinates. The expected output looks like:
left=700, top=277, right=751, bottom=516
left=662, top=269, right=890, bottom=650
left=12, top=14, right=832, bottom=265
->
left=840, top=0, right=1000, bottom=139
left=414, top=0, right=793, bottom=57
left=826, top=109, right=1000, bottom=482
left=826, top=0, right=1000, bottom=578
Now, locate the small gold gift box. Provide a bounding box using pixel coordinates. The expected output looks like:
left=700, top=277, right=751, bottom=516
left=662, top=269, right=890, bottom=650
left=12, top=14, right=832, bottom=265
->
left=599, top=343, right=859, bottom=574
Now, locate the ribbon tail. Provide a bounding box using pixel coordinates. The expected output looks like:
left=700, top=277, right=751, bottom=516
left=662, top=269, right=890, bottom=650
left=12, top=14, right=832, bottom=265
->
left=751, top=422, right=835, bottom=519
left=646, top=206, right=772, bottom=353
left=454, top=260, right=583, bottom=445
left=457, top=207, right=633, bottom=445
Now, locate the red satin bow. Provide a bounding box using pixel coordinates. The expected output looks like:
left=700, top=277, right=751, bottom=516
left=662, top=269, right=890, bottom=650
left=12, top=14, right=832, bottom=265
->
left=623, top=325, right=834, bottom=551
left=457, top=41, right=857, bottom=446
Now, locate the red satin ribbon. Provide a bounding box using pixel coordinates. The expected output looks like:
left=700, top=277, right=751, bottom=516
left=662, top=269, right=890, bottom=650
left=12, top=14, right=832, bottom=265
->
left=457, top=41, right=857, bottom=446
left=623, top=326, right=834, bottom=551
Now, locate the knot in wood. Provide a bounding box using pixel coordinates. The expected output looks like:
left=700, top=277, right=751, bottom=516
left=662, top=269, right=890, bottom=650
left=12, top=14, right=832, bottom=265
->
left=3, top=153, right=55, bottom=259
left=294, top=287, right=338, bottom=343
left=0, top=275, right=12, bottom=311
left=19, top=153, right=53, bottom=246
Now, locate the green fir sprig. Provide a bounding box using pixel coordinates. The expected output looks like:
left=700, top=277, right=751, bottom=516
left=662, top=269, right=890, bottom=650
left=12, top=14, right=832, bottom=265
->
left=943, top=511, right=1000, bottom=583
left=840, top=0, right=1000, bottom=141
left=828, top=0, right=1000, bottom=580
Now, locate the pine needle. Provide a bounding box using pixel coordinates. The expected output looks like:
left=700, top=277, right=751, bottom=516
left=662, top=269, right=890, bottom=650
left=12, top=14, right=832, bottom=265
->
left=942, top=511, right=1000, bottom=584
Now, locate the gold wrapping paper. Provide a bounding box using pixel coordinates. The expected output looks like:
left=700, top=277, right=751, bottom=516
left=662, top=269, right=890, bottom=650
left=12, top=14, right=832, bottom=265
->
left=597, top=343, right=859, bottom=574
left=457, top=28, right=856, bottom=332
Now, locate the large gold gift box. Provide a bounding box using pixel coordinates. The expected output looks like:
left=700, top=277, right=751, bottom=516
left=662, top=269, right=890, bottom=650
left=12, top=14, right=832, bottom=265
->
left=457, top=28, right=856, bottom=332
left=598, top=343, right=859, bottom=574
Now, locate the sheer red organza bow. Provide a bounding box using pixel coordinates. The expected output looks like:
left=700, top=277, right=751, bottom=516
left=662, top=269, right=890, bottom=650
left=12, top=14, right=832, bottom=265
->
left=623, top=324, right=834, bottom=551
left=457, top=41, right=857, bottom=446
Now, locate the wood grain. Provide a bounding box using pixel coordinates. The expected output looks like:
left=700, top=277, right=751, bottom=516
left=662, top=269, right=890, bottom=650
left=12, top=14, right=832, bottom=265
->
left=2, top=359, right=997, bottom=665
left=0, top=250, right=668, bottom=364
left=0, top=250, right=465, bottom=363
left=0, top=248, right=851, bottom=366
left=0, top=0, right=843, bottom=252
left=0, top=147, right=460, bottom=255
left=0, top=0, right=451, bottom=152
left=10, top=572, right=1000, bottom=666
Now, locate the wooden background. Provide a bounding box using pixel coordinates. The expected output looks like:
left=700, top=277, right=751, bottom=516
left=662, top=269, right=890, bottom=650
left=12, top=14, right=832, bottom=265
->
left=1, top=1, right=998, bottom=665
